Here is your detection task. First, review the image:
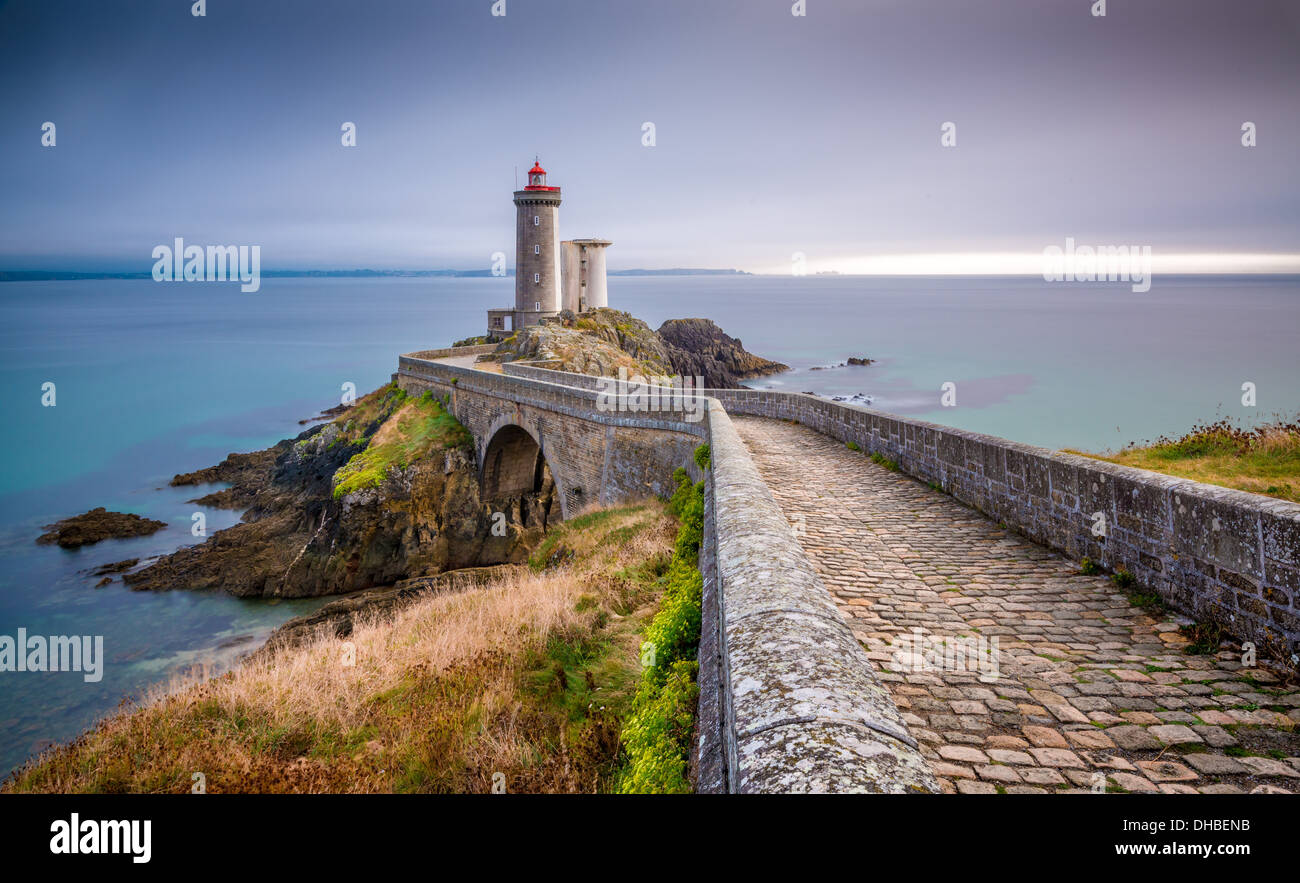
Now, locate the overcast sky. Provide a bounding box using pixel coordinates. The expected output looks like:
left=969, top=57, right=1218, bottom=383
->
left=1, top=0, right=1297, bottom=273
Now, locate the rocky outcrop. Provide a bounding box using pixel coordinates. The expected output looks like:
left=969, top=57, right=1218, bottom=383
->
left=36, top=509, right=167, bottom=548
left=172, top=447, right=279, bottom=510
left=123, top=384, right=555, bottom=599
left=496, top=308, right=675, bottom=378
left=656, top=318, right=788, bottom=388
left=492, top=308, right=786, bottom=389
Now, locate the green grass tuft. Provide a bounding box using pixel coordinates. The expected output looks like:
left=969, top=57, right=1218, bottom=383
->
left=870, top=452, right=900, bottom=472
left=332, top=395, right=472, bottom=499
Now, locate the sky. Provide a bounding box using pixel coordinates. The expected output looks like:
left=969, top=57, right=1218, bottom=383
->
left=1, top=0, right=1298, bottom=274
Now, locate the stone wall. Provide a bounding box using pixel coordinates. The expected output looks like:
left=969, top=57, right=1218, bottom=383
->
left=495, top=363, right=939, bottom=790
left=405, top=343, right=498, bottom=361
left=700, top=388, right=1300, bottom=666
left=700, top=400, right=939, bottom=792
left=496, top=363, right=1300, bottom=664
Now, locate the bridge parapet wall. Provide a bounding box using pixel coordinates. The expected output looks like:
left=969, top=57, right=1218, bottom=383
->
left=499, top=363, right=1300, bottom=666
left=406, top=344, right=499, bottom=361
left=700, top=401, right=940, bottom=792
left=706, top=389, right=1300, bottom=665
left=496, top=363, right=939, bottom=791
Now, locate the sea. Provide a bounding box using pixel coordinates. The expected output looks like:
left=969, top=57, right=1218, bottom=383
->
left=1, top=273, right=1297, bottom=776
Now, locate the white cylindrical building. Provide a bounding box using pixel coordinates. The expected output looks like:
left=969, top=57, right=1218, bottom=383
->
left=565, top=238, right=612, bottom=311
left=560, top=241, right=582, bottom=314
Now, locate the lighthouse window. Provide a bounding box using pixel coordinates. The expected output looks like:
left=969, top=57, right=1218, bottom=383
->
left=533, top=216, right=540, bottom=226
left=534, top=244, right=540, bottom=255
left=534, top=301, right=541, bottom=311
left=534, top=273, right=540, bottom=284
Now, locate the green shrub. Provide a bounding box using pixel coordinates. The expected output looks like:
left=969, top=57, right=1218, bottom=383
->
left=617, top=660, right=699, bottom=794
left=618, top=468, right=704, bottom=793
left=845, top=440, right=861, bottom=452
left=693, top=443, right=711, bottom=471
left=1080, top=557, right=1099, bottom=575
left=1111, top=569, right=1136, bottom=589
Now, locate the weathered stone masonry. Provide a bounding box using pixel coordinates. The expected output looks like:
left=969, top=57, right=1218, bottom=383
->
left=400, top=353, right=940, bottom=792
left=398, top=355, right=1299, bottom=790
left=700, top=388, right=1300, bottom=666
left=495, top=363, right=1300, bottom=665
left=398, top=348, right=703, bottom=519
left=701, top=400, right=939, bottom=792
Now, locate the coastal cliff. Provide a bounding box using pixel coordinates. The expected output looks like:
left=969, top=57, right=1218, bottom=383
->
left=125, top=383, right=554, bottom=598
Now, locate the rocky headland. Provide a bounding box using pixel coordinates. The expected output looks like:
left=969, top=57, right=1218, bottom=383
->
left=123, top=383, right=554, bottom=599
left=491, top=307, right=787, bottom=388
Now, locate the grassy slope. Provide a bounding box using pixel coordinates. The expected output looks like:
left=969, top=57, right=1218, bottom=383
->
left=332, top=389, right=472, bottom=499
left=1067, top=418, right=1300, bottom=504
left=5, top=502, right=677, bottom=794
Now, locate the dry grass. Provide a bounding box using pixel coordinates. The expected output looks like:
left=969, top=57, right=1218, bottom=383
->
left=1068, top=416, right=1300, bottom=504
left=6, top=502, right=675, bottom=794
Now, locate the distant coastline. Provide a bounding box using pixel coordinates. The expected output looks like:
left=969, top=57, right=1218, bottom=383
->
left=0, top=267, right=753, bottom=282
left=8, top=268, right=1300, bottom=283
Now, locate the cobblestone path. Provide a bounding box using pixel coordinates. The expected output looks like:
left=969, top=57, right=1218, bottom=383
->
left=733, top=416, right=1300, bottom=794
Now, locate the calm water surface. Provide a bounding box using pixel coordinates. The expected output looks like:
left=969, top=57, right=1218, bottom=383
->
left=0, top=274, right=1296, bottom=775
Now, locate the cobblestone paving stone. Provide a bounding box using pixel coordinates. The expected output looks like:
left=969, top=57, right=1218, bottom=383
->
left=733, top=416, right=1300, bottom=794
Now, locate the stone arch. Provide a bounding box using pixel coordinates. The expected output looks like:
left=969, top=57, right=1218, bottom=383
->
left=480, top=421, right=569, bottom=518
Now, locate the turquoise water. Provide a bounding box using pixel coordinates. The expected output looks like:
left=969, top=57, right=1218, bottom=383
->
left=1, top=274, right=1297, bottom=776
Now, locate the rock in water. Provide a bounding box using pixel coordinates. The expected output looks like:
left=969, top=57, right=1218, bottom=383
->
left=36, top=508, right=167, bottom=548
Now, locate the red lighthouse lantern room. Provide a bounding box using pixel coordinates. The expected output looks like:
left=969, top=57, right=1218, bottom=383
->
left=524, top=158, right=558, bottom=191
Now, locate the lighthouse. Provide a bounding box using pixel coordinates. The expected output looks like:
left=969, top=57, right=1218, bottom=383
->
left=486, top=159, right=613, bottom=341
left=513, top=159, right=562, bottom=328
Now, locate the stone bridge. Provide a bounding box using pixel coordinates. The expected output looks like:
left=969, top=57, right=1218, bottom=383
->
left=397, top=345, right=706, bottom=519
left=397, top=347, right=1300, bottom=794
